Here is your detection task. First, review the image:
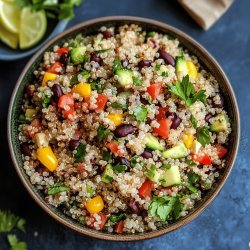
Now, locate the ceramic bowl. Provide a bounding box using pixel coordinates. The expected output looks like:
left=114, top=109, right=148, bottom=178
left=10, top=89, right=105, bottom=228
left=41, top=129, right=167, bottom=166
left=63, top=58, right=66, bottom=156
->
left=0, top=19, right=68, bottom=61
left=7, top=16, right=240, bottom=241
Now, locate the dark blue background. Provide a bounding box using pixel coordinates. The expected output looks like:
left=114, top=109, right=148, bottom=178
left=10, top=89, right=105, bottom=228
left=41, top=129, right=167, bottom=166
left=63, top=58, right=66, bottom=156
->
left=0, top=0, right=249, bottom=249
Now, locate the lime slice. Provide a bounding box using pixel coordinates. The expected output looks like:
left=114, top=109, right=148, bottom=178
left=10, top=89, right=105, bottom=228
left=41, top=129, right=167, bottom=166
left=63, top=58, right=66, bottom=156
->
left=0, top=20, right=18, bottom=49
left=19, top=8, right=47, bottom=49
left=0, top=1, right=20, bottom=34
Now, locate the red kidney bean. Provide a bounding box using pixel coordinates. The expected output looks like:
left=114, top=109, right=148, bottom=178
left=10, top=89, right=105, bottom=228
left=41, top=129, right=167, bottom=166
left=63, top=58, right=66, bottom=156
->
left=21, top=142, right=32, bottom=156
left=59, top=53, right=68, bottom=65
left=69, top=139, right=80, bottom=151
left=166, top=112, right=181, bottom=129
left=52, top=84, right=63, bottom=102
left=140, top=97, right=149, bottom=105
left=141, top=149, right=153, bottom=159
left=114, top=124, right=136, bottom=137
left=90, top=53, right=103, bottom=65
left=138, top=60, right=152, bottom=68
left=140, top=210, right=148, bottom=219
left=213, top=95, right=224, bottom=108
left=129, top=199, right=140, bottom=214
left=150, top=38, right=157, bottom=48
left=25, top=84, right=35, bottom=98
left=101, top=30, right=112, bottom=39
left=205, top=113, right=213, bottom=123
left=116, top=157, right=131, bottom=167
left=158, top=49, right=175, bottom=66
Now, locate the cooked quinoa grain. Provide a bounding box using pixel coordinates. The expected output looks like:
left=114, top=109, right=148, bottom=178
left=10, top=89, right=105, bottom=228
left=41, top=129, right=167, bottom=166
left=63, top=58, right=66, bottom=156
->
left=18, top=24, right=231, bottom=234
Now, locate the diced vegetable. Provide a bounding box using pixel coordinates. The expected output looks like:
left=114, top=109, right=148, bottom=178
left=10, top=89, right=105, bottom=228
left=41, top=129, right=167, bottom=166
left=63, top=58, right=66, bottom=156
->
left=97, top=125, right=110, bottom=141
left=72, top=83, right=91, bottom=98
left=192, top=153, right=212, bottom=165
left=133, top=105, right=147, bottom=122
left=25, top=108, right=36, bottom=120
left=145, top=135, right=164, bottom=151
left=186, top=61, right=198, bottom=79
left=101, top=164, right=113, bottom=183
left=145, top=165, right=160, bottom=183
left=106, top=141, right=122, bottom=156
left=86, top=184, right=94, bottom=197
left=115, top=220, right=124, bottom=234
left=47, top=62, right=63, bottom=74
left=196, top=126, right=211, bottom=147
left=216, top=145, right=227, bottom=159
left=159, top=165, right=181, bottom=187
left=73, top=143, right=87, bottom=163
left=85, top=93, right=108, bottom=111
left=70, top=46, right=87, bottom=64
left=116, top=69, right=133, bottom=86
left=162, top=143, right=188, bottom=159
left=58, top=93, right=74, bottom=108
left=56, top=47, right=69, bottom=55
left=210, top=113, right=228, bottom=132
left=138, top=179, right=154, bottom=199
left=147, top=83, right=162, bottom=100
left=70, top=71, right=90, bottom=85
left=153, top=118, right=172, bottom=138
left=107, top=114, right=123, bottom=126
left=175, top=55, right=188, bottom=79
left=156, top=106, right=168, bottom=121
left=42, top=72, right=57, bottom=86
left=105, top=213, right=126, bottom=227
left=48, top=183, right=69, bottom=195
left=85, top=195, right=104, bottom=214
left=182, top=132, right=194, bottom=149
left=85, top=212, right=107, bottom=230
left=190, top=140, right=202, bottom=154
left=37, top=146, right=58, bottom=172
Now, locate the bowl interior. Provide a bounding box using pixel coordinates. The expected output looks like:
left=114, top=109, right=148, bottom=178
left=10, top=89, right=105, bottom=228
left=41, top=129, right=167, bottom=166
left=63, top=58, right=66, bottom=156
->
left=0, top=19, right=68, bottom=61
left=8, top=17, right=240, bottom=241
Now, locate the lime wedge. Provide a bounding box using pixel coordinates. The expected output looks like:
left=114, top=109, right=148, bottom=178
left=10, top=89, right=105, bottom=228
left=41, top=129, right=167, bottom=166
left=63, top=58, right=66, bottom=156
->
left=19, top=8, right=47, bottom=49
left=0, top=1, right=20, bottom=34
left=0, top=20, right=18, bottom=49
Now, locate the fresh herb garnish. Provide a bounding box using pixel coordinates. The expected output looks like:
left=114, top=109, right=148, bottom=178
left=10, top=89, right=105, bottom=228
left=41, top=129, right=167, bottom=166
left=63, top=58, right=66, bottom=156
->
left=111, top=102, right=128, bottom=110
left=97, top=125, right=110, bottom=141
left=70, top=70, right=90, bottom=85
left=94, top=48, right=111, bottom=54
left=148, top=196, right=176, bottom=221
left=86, top=184, right=94, bottom=197
left=90, top=82, right=103, bottom=93
left=42, top=94, right=51, bottom=108
left=132, top=76, right=142, bottom=86
left=187, top=184, right=198, bottom=193
left=190, top=115, right=198, bottom=128
left=161, top=71, right=169, bottom=77
left=130, top=156, right=139, bottom=167
left=48, top=182, right=69, bottom=195
left=112, top=59, right=123, bottom=74
left=73, top=143, right=87, bottom=163
left=186, top=159, right=197, bottom=166
left=147, top=31, right=156, bottom=38
left=102, top=151, right=111, bottom=161
left=162, top=163, right=171, bottom=170
left=172, top=197, right=184, bottom=220
left=0, top=210, right=26, bottom=233
left=7, top=234, right=27, bottom=250
left=105, top=213, right=126, bottom=227
left=145, top=165, right=157, bottom=180
left=196, top=126, right=211, bottom=147
left=133, top=105, right=147, bottom=122
left=188, top=172, right=200, bottom=184
left=18, top=115, right=28, bottom=124
left=169, top=75, right=206, bottom=107
left=113, top=164, right=126, bottom=173
left=155, top=64, right=161, bottom=71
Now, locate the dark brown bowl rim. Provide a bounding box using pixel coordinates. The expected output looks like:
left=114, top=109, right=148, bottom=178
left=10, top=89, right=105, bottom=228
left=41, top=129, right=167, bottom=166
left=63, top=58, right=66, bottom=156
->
left=7, top=16, right=240, bottom=241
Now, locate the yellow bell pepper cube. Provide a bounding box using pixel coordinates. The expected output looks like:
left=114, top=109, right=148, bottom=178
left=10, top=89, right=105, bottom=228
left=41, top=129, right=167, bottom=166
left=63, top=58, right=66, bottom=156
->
left=25, top=108, right=36, bottom=120
left=186, top=61, right=198, bottom=79
left=107, top=114, right=123, bottom=126
left=182, top=133, right=194, bottom=149
left=37, top=146, right=58, bottom=172
left=72, top=83, right=91, bottom=98
left=42, top=72, right=57, bottom=86
left=85, top=195, right=104, bottom=214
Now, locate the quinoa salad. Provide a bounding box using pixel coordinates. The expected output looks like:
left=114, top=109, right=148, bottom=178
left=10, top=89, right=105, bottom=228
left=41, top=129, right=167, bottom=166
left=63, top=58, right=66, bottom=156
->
left=18, top=24, right=231, bottom=234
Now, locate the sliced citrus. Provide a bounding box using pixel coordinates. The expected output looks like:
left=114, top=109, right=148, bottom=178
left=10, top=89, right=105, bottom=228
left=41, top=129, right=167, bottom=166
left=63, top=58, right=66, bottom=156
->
left=0, top=20, right=18, bottom=49
left=19, top=8, right=47, bottom=49
left=0, top=0, right=20, bottom=34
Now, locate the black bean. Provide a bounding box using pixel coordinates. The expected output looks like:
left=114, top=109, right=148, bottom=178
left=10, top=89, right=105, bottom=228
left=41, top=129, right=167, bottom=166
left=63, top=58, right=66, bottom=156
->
left=59, top=53, right=68, bottom=65
left=205, top=113, right=213, bottom=123
left=140, top=210, right=148, bottom=219
left=52, top=84, right=63, bottom=102
left=166, top=112, right=181, bottom=129
left=141, top=149, right=153, bottom=159
left=116, top=157, right=131, bottom=167
left=129, top=199, right=140, bottom=214
left=114, top=124, right=136, bottom=138
left=90, top=53, right=103, bottom=64
left=140, top=97, right=149, bottom=105
left=138, top=60, right=152, bottom=68
left=165, top=111, right=175, bottom=120
left=158, top=49, right=175, bottom=66
left=101, top=30, right=112, bottom=39
left=69, top=139, right=80, bottom=151
left=25, top=85, right=35, bottom=98
left=21, top=142, right=32, bottom=156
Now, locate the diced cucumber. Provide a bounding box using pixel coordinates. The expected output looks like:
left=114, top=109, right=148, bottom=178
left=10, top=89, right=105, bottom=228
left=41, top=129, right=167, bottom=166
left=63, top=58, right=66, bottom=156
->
left=101, top=164, right=113, bottom=183
left=116, top=69, right=133, bottom=86
left=145, top=135, right=164, bottom=151
left=159, top=165, right=181, bottom=187
left=145, top=165, right=160, bottom=183
left=70, top=46, right=87, bottom=64
left=210, top=113, right=228, bottom=132
left=162, top=143, right=188, bottom=159
left=176, top=55, right=188, bottom=79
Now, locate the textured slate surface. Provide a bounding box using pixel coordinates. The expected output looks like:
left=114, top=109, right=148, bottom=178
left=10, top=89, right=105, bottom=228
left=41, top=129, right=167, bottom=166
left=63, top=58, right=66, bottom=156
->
left=0, top=0, right=249, bottom=249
